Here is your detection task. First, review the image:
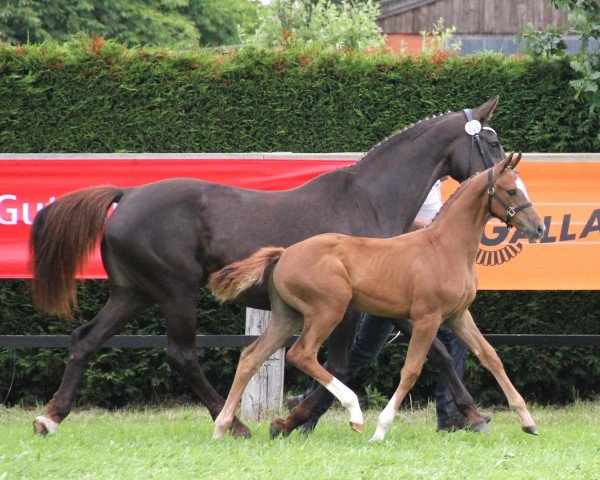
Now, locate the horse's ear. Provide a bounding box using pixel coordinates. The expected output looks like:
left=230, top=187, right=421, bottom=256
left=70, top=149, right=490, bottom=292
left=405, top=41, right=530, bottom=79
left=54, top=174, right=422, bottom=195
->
left=473, top=96, right=499, bottom=122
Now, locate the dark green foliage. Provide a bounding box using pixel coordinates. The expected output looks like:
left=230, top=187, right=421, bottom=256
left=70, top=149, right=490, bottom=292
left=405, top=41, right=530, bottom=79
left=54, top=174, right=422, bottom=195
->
left=0, top=39, right=598, bottom=407
left=0, top=0, right=259, bottom=48
left=0, top=40, right=598, bottom=153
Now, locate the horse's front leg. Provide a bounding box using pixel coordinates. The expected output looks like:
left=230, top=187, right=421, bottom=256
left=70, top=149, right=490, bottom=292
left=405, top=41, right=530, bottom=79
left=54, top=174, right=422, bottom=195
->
left=269, top=309, right=361, bottom=437
left=447, top=310, right=537, bottom=435
left=394, top=317, right=488, bottom=431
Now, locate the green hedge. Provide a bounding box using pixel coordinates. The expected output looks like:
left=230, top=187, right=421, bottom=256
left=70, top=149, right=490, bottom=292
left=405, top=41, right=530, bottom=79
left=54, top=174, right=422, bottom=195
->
left=1, top=38, right=598, bottom=153
left=0, top=38, right=598, bottom=408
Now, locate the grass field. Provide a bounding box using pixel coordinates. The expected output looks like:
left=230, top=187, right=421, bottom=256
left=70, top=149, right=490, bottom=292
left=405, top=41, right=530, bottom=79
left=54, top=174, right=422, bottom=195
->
left=1, top=401, right=599, bottom=480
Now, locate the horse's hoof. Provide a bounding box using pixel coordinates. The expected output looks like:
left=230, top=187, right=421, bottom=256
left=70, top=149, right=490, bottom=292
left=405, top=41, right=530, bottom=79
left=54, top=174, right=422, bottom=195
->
left=231, top=423, right=252, bottom=439
left=232, top=428, right=251, bottom=439
left=269, top=417, right=286, bottom=439
left=522, top=425, right=539, bottom=435
left=33, top=416, right=58, bottom=436
left=33, top=419, right=48, bottom=436
left=350, top=422, right=364, bottom=434
left=467, top=422, right=490, bottom=434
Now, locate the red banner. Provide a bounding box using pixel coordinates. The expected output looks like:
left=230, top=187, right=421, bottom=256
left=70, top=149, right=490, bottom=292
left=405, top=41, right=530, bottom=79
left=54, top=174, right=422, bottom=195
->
left=0, top=154, right=356, bottom=279
left=1, top=153, right=599, bottom=289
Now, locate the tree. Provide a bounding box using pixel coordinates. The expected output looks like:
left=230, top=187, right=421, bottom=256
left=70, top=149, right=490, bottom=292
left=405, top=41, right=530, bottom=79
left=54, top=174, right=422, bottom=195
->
left=518, top=0, right=599, bottom=113
left=0, top=0, right=260, bottom=48
left=187, top=0, right=259, bottom=46
left=552, top=0, right=600, bottom=113
left=240, top=0, right=384, bottom=51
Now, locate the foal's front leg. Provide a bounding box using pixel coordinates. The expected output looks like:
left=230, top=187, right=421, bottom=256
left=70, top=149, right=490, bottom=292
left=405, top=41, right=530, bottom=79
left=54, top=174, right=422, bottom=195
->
left=371, top=316, right=439, bottom=441
left=447, top=311, right=537, bottom=435
left=395, top=317, right=487, bottom=431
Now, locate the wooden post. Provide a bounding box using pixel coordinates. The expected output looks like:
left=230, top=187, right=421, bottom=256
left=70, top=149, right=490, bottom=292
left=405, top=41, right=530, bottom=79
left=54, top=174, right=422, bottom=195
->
left=241, top=308, right=285, bottom=421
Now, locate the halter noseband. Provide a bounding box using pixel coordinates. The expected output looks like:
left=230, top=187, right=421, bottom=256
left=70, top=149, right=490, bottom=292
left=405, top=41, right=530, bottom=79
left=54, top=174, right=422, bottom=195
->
left=486, top=168, right=532, bottom=228
left=463, top=108, right=495, bottom=172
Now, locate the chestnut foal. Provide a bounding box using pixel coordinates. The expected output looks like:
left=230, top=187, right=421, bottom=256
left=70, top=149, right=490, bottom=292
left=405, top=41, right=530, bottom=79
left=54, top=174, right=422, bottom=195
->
left=210, top=153, right=545, bottom=440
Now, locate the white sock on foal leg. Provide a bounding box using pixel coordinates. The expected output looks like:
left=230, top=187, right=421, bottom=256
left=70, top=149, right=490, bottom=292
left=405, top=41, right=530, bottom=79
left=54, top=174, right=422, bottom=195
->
left=325, top=377, right=363, bottom=426
left=35, top=416, right=59, bottom=434
left=370, top=393, right=398, bottom=441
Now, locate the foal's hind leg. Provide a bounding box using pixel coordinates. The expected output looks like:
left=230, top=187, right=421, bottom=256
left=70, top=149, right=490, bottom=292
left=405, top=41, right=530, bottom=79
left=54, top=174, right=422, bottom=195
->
left=284, top=313, right=364, bottom=435
left=394, top=317, right=487, bottom=431
left=270, top=309, right=362, bottom=437
left=447, top=311, right=537, bottom=435
left=213, top=303, right=302, bottom=439
left=33, top=287, right=149, bottom=435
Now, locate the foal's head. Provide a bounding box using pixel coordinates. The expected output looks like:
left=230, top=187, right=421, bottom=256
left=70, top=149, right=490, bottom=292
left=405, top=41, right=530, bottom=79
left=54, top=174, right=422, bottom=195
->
left=488, top=153, right=545, bottom=242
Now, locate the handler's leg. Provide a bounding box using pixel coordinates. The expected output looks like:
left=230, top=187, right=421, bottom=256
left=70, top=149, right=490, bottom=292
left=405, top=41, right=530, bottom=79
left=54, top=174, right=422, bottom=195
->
left=435, top=325, right=468, bottom=431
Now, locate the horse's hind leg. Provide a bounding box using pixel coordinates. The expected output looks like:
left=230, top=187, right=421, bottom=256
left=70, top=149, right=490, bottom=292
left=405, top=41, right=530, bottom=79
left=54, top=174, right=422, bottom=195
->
left=33, top=287, right=149, bottom=435
left=394, top=317, right=487, bottom=431
left=161, top=289, right=252, bottom=437
left=447, top=311, right=537, bottom=435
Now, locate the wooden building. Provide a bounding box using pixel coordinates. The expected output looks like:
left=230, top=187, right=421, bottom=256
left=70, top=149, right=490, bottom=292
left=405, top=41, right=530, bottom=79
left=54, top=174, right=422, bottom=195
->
left=377, top=0, right=569, bottom=54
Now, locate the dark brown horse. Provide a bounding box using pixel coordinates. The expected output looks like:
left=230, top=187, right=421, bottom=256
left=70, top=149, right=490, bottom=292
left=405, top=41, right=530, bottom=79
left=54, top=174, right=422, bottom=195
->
left=209, top=153, right=545, bottom=440
left=30, top=98, right=504, bottom=437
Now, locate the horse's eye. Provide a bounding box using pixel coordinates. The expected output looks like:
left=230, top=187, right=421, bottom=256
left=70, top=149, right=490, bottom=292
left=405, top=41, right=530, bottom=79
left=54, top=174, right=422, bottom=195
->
left=490, top=141, right=500, bottom=148
left=508, top=189, right=517, bottom=197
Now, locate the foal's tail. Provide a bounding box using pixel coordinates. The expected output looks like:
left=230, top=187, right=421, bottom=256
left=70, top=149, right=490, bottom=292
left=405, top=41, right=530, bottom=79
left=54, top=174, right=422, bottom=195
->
left=29, top=185, right=125, bottom=319
left=208, top=247, right=285, bottom=302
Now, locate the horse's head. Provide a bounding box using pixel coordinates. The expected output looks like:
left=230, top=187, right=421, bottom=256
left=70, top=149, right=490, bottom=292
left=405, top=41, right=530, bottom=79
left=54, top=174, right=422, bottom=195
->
left=488, top=152, right=545, bottom=242
left=445, top=96, right=506, bottom=182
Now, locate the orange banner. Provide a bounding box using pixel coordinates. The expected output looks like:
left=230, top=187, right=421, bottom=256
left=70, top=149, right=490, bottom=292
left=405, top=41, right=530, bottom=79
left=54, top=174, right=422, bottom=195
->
left=442, top=161, right=600, bottom=290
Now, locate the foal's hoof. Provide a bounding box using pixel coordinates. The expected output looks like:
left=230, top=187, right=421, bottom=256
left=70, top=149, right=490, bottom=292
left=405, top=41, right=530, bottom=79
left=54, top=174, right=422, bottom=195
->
left=269, top=416, right=287, bottom=438
left=33, top=416, right=58, bottom=436
left=522, top=425, right=539, bottom=435
left=350, top=422, right=364, bottom=434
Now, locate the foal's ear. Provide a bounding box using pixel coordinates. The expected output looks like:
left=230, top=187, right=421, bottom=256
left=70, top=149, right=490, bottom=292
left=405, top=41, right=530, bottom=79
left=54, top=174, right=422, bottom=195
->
left=495, top=152, right=515, bottom=177
left=473, top=96, right=499, bottom=121
left=509, top=151, right=522, bottom=170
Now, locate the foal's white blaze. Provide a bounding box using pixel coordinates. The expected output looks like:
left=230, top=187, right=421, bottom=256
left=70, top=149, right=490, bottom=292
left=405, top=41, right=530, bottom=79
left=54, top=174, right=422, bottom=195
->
left=325, top=377, right=363, bottom=426
left=515, top=177, right=530, bottom=200
left=35, top=416, right=58, bottom=434
left=370, top=393, right=398, bottom=442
